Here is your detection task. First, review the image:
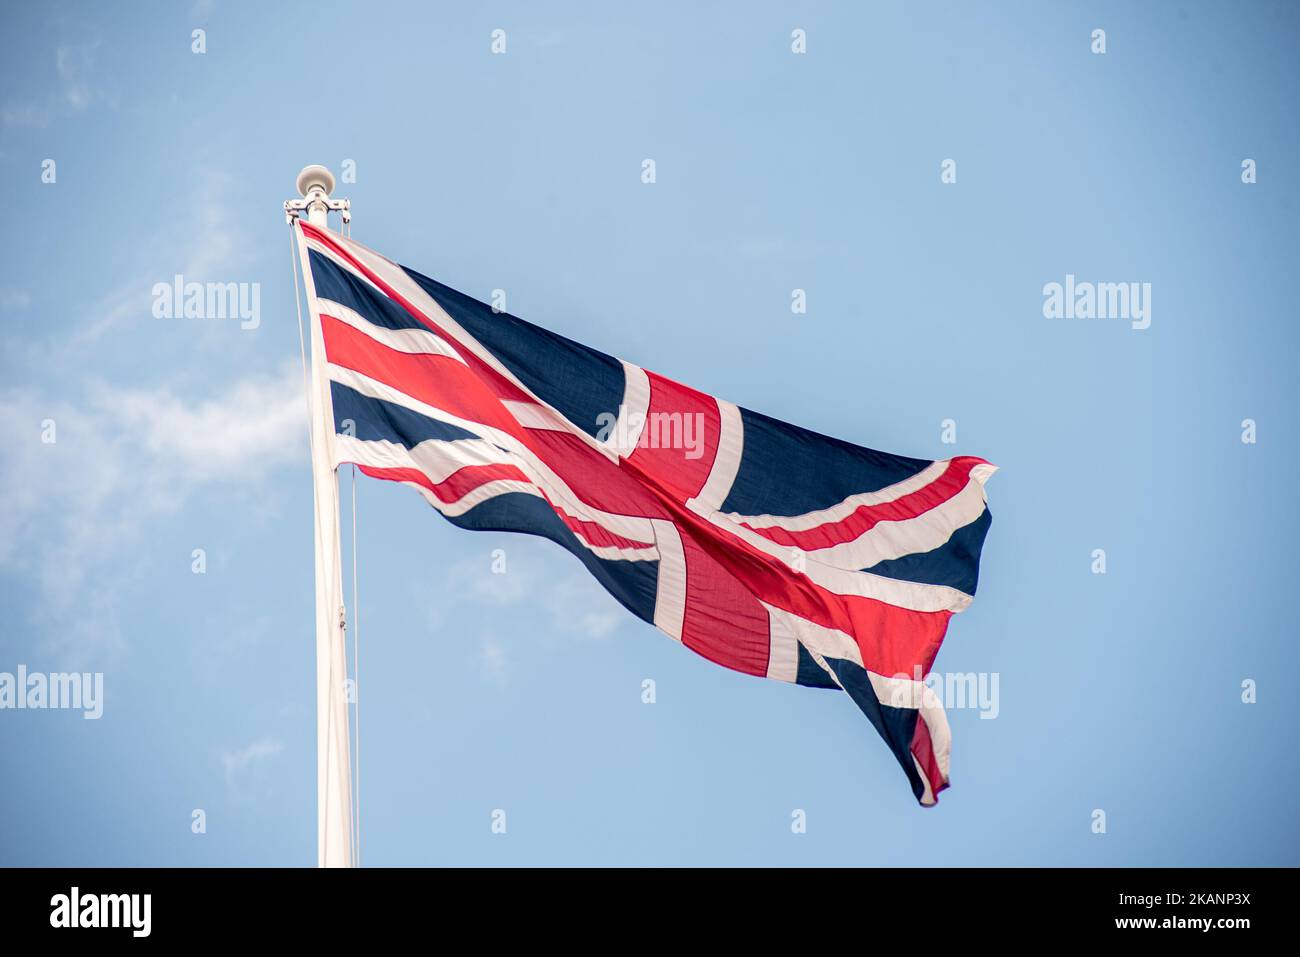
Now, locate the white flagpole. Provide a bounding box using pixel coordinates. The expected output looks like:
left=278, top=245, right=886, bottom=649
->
left=290, top=165, right=354, bottom=867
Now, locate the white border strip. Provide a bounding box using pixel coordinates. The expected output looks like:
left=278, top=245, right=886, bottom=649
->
left=686, top=399, right=743, bottom=513
left=725, top=461, right=950, bottom=531
left=606, top=361, right=651, bottom=455
left=651, top=519, right=687, bottom=641
left=317, top=297, right=466, bottom=363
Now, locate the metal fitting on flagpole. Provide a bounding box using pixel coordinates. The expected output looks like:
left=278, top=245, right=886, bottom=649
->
left=285, top=165, right=351, bottom=227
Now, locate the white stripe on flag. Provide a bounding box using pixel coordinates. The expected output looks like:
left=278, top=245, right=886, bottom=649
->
left=764, top=606, right=801, bottom=682
left=764, top=603, right=864, bottom=668
left=607, top=361, right=650, bottom=456
left=412, top=478, right=542, bottom=517
left=333, top=433, right=514, bottom=486
left=304, top=235, right=390, bottom=299
left=687, top=398, right=743, bottom=514
left=651, top=519, right=687, bottom=642
left=801, top=477, right=990, bottom=571
left=914, top=757, right=937, bottom=806
left=339, top=434, right=656, bottom=560
left=503, top=400, right=570, bottom=432
left=724, top=461, right=950, bottom=531
left=317, top=297, right=467, bottom=363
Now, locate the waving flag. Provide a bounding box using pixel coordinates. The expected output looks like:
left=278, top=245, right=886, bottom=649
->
left=296, top=220, right=996, bottom=806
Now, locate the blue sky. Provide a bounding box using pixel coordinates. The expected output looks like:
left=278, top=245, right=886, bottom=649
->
left=1, top=0, right=1297, bottom=866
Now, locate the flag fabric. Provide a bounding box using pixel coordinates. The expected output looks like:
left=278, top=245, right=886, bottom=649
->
left=296, top=220, right=996, bottom=806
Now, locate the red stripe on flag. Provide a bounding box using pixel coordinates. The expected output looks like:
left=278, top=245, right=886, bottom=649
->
left=737, top=457, right=988, bottom=551
left=354, top=463, right=529, bottom=504
left=524, top=429, right=670, bottom=521
left=676, top=530, right=771, bottom=677
left=621, top=371, right=721, bottom=503
left=656, top=491, right=953, bottom=678
left=910, top=715, right=948, bottom=803
left=545, top=499, right=656, bottom=552
left=321, top=314, right=526, bottom=440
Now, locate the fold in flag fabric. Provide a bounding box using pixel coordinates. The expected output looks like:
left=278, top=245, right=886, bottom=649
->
left=296, top=220, right=996, bottom=806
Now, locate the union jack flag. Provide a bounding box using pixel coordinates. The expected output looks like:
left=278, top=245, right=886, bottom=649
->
left=297, top=221, right=996, bottom=806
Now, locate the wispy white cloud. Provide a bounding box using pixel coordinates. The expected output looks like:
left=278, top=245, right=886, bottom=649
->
left=420, top=546, right=632, bottom=686
left=429, top=550, right=628, bottom=639
left=0, top=364, right=306, bottom=661
left=3, top=40, right=109, bottom=130
left=221, top=736, right=283, bottom=788
left=479, top=636, right=509, bottom=688
left=2, top=142, right=291, bottom=664
left=106, top=372, right=307, bottom=485
left=571, top=607, right=622, bottom=640
left=65, top=279, right=153, bottom=349
left=0, top=103, right=52, bottom=129
left=55, top=43, right=97, bottom=111
left=67, top=167, right=254, bottom=349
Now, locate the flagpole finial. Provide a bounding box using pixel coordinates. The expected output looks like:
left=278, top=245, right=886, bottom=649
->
left=286, top=165, right=350, bottom=227
left=296, top=164, right=335, bottom=199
